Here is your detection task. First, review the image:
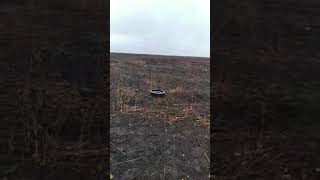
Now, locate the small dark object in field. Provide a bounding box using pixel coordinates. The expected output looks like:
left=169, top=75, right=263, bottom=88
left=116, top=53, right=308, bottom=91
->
left=150, top=89, right=165, bottom=97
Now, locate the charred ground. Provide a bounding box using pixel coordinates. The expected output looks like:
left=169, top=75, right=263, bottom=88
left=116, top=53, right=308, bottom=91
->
left=213, top=0, right=320, bottom=179
left=1, top=1, right=108, bottom=179
left=110, top=53, right=210, bottom=179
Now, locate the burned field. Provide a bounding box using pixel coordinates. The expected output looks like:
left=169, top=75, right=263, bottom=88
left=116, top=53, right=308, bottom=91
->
left=1, top=2, right=107, bottom=179
left=213, top=0, right=320, bottom=179
left=213, top=50, right=320, bottom=180
left=110, top=53, right=210, bottom=179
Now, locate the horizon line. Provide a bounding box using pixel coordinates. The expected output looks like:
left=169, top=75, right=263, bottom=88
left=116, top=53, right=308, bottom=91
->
left=110, top=51, right=210, bottom=58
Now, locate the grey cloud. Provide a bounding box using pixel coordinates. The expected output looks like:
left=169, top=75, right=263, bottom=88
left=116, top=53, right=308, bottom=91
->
left=111, top=0, right=210, bottom=57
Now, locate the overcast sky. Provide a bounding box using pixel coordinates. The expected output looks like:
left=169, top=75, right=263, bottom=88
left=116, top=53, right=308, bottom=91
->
left=111, top=0, right=210, bottom=57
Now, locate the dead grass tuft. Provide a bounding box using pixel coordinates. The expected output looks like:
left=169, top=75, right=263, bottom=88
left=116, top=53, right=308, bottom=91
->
left=127, top=59, right=146, bottom=66
left=145, top=79, right=157, bottom=89
left=112, top=86, right=137, bottom=112
left=195, top=116, right=210, bottom=128
left=168, top=85, right=184, bottom=94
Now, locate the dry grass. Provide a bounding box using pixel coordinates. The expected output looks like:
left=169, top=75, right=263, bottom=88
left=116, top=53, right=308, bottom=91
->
left=110, top=53, right=210, bottom=127
left=110, top=53, right=210, bottom=179
left=126, top=59, right=146, bottom=66
left=145, top=79, right=157, bottom=89
left=8, top=47, right=107, bottom=176
left=168, top=85, right=184, bottom=94
left=113, top=86, right=137, bottom=112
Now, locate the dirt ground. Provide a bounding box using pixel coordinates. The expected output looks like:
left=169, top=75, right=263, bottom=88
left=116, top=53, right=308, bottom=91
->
left=212, top=0, right=320, bottom=179
left=110, top=53, right=210, bottom=179
left=212, top=50, right=320, bottom=180
left=1, top=2, right=107, bottom=179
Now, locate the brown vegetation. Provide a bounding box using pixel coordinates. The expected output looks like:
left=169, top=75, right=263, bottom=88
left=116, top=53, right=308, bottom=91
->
left=1, top=2, right=107, bottom=179
left=110, top=53, right=210, bottom=179
left=213, top=0, right=320, bottom=179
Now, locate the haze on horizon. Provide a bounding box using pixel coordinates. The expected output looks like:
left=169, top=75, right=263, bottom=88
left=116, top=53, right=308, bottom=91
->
left=111, top=0, right=210, bottom=58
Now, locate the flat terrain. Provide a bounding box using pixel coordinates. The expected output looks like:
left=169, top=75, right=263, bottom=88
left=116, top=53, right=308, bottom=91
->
left=1, top=3, right=107, bottom=179
left=213, top=50, right=320, bottom=179
left=213, top=0, right=320, bottom=179
left=110, top=53, right=210, bottom=179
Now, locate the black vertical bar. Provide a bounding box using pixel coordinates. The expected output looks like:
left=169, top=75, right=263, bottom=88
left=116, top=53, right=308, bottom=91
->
left=0, top=0, right=110, bottom=179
